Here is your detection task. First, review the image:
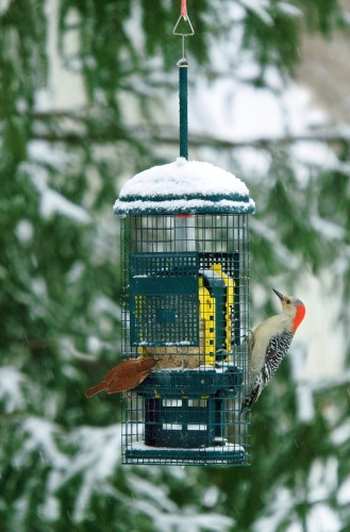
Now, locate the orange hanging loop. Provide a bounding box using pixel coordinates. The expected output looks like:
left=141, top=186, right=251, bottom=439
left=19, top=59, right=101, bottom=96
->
left=181, top=0, right=187, bottom=18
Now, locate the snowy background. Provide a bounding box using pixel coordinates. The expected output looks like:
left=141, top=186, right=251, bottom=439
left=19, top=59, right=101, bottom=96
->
left=1, top=0, right=350, bottom=531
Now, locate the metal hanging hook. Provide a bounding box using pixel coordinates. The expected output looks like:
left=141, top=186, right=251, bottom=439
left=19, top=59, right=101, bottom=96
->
left=172, top=15, right=195, bottom=37
left=173, top=0, right=195, bottom=42
left=173, top=0, right=195, bottom=60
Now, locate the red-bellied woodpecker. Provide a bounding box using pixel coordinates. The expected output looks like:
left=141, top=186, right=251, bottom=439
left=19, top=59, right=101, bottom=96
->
left=241, top=288, right=306, bottom=412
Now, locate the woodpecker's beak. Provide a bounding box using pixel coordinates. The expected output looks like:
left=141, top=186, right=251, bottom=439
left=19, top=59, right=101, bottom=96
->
left=272, top=288, right=285, bottom=302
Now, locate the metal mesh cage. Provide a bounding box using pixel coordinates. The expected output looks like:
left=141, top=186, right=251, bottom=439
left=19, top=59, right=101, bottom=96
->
left=121, top=213, right=250, bottom=465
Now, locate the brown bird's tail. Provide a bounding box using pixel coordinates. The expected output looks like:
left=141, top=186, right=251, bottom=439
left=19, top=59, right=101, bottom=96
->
left=85, top=382, right=106, bottom=398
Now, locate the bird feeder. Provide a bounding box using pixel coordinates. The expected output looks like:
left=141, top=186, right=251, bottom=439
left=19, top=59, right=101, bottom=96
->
left=114, top=3, right=255, bottom=466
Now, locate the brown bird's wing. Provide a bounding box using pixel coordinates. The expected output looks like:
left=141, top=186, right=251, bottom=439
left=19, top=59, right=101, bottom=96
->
left=85, top=361, right=128, bottom=398
left=106, top=358, right=155, bottom=394
left=106, top=367, right=152, bottom=394
left=103, top=360, right=132, bottom=386
left=85, top=357, right=156, bottom=398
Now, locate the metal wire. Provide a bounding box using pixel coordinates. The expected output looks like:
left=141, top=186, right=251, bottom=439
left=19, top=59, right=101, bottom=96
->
left=121, top=214, right=250, bottom=466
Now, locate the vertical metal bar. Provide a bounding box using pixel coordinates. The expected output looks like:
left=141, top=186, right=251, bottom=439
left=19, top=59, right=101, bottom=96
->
left=233, top=248, right=241, bottom=346
left=178, top=59, right=189, bottom=159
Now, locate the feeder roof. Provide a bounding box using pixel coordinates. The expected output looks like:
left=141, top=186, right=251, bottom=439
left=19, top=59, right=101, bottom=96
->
left=114, top=157, right=255, bottom=215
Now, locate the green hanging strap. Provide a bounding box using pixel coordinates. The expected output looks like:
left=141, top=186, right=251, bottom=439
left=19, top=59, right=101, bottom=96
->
left=173, top=0, right=194, bottom=160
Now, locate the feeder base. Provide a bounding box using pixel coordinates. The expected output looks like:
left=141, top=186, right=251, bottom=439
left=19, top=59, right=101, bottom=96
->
left=125, top=442, right=246, bottom=465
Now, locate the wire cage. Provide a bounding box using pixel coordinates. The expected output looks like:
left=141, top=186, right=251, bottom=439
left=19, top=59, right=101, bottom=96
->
left=117, top=207, right=252, bottom=465
left=111, top=0, right=255, bottom=466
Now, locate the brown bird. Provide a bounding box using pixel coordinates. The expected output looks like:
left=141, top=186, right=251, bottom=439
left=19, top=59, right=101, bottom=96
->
left=85, top=356, right=156, bottom=398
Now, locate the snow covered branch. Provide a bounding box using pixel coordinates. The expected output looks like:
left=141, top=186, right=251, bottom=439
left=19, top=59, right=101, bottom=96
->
left=29, top=113, right=350, bottom=150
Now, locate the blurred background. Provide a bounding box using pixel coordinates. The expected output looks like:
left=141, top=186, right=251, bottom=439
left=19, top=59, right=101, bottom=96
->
left=1, top=0, right=350, bottom=530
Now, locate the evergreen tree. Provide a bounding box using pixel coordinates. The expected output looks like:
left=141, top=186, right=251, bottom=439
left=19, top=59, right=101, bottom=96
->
left=1, top=1, right=350, bottom=530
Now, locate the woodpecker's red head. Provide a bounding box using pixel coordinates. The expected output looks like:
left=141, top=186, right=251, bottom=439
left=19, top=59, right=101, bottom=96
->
left=273, top=288, right=306, bottom=333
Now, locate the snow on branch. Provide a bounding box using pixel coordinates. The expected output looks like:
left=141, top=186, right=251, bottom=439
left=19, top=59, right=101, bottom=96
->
left=67, top=425, right=121, bottom=522
left=14, top=418, right=235, bottom=529
left=29, top=112, right=350, bottom=151
left=16, top=418, right=121, bottom=523
left=0, top=367, right=28, bottom=414
left=310, top=215, right=345, bottom=241
left=21, top=162, right=91, bottom=224
left=127, top=474, right=234, bottom=531
left=131, top=497, right=233, bottom=532
left=250, top=218, right=299, bottom=268
left=238, top=0, right=273, bottom=25
left=16, top=417, right=69, bottom=470
left=290, top=344, right=315, bottom=423
left=30, top=129, right=350, bottom=149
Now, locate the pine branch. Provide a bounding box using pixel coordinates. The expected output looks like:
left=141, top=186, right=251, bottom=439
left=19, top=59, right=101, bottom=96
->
left=30, top=125, right=350, bottom=149
left=29, top=111, right=350, bottom=148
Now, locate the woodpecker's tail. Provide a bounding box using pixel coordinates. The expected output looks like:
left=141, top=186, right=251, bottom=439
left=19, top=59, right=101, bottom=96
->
left=85, top=382, right=106, bottom=398
left=240, top=396, right=252, bottom=416
left=240, top=380, right=262, bottom=415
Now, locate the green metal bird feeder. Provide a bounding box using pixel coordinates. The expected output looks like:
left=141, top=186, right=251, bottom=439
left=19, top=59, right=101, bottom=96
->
left=114, top=1, right=255, bottom=466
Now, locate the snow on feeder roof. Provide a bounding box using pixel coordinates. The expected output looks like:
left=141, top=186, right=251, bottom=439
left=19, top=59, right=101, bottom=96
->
left=114, top=157, right=255, bottom=215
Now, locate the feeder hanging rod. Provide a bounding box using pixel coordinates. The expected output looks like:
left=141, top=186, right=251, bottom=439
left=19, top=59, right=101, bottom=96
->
left=173, top=0, right=194, bottom=160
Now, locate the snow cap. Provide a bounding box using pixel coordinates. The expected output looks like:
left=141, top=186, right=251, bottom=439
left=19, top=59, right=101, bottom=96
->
left=114, top=158, right=255, bottom=215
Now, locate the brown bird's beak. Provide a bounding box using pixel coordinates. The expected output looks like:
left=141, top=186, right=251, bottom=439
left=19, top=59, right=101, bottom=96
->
left=272, top=288, right=285, bottom=302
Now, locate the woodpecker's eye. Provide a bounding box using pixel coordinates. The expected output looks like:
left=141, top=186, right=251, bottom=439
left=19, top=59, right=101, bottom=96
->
left=285, top=298, right=291, bottom=304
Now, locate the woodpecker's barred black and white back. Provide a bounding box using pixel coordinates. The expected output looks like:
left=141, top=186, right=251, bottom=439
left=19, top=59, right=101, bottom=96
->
left=241, top=330, right=294, bottom=412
